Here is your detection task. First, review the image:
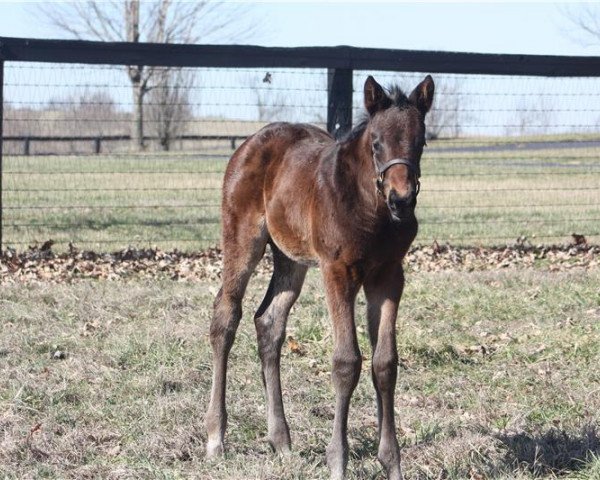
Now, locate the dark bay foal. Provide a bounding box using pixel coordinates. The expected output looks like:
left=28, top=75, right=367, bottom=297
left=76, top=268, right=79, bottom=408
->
left=205, top=75, right=434, bottom=479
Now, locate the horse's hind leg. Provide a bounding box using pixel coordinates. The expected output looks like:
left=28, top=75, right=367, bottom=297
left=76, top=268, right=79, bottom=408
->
left=205, top=217, right=268, bottom=458
left=254, top=244, right=307, bottom=453
left=363, top=263, right=405, bottom=480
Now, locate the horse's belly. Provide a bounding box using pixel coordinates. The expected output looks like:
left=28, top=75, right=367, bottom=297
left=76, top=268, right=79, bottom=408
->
left=266, top=213, right=318, bottom=266
left=275, top=243, right=318, bottom=266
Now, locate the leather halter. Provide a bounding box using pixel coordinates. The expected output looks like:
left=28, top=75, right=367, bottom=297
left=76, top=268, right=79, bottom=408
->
left=375, top=158, right=421, bottom=197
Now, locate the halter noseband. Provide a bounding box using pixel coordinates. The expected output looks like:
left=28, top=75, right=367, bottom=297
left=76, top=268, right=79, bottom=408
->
left=375, top=158, right=421, bottom=197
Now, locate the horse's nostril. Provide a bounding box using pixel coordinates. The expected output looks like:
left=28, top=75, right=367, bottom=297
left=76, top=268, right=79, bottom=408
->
left=388, top=190, right=414, bottom=211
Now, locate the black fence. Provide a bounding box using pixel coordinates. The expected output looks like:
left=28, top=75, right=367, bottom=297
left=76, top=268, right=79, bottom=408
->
left=3, top=135, right=247, bottom=156
left=1, top=36, right=600, bottom=251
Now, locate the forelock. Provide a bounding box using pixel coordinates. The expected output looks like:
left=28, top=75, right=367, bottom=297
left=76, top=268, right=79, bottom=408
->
left=387, top=85, right=410, bottom=109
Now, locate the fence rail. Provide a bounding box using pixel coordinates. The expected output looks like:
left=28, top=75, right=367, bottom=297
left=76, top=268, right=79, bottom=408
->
left=3, top=134, right=247, bottom=155
left=3, top=36, right=600, bottom=76
left=1, top=36, right=599, bottom=251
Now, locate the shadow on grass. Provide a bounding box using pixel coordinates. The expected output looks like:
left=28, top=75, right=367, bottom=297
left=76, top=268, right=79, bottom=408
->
left=296, top=427, right=378, bottom=461
left=350, top=427, right=379, bottom=461
left=58, top=217, right=221, bottom=230
left=497, top=425, right=600, bottom=476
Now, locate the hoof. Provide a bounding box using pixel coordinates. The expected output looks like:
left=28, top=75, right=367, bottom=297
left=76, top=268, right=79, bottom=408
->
left=386, top=469, right=403, bottom=480
left=271, top=441, right=291, bottom=455
left=326, top=444, right=346, bottom=480
left=378, top=444, right=403, bottom=480
left=268, top=430, right=292, bottom=455
left=378, top=457, right=403, bottom=480
left=206, top=439, right=224, bottom=458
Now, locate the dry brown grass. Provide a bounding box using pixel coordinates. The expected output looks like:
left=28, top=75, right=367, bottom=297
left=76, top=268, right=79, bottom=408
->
left=1, top=263, right=599, bottom=479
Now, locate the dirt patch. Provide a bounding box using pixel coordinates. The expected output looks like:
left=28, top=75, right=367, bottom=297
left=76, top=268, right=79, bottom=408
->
left=1, top=242, right=598, bottom=284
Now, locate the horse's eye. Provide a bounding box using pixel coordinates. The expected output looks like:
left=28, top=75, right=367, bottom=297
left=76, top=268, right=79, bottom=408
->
left=372, top=140, right=381, bottom=152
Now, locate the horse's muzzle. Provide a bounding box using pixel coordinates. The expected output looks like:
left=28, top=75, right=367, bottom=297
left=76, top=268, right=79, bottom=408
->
left=387, top=189, right=416, bottom=221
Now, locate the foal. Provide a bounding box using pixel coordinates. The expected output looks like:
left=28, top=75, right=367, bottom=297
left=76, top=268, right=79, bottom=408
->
left=205, top=75, right=434, bottom=479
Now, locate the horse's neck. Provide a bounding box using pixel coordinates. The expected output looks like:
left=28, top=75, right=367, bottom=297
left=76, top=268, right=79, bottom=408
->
left=336, top=131, right=385, bottom=221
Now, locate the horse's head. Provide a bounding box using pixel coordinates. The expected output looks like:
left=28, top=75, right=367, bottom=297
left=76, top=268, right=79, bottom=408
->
left=363, top=75, right=434, bottom=222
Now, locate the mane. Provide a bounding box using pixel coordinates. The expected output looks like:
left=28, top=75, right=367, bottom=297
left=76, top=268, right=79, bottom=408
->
left=338, top=84, right=411, bottom=145
left=341, top=116, right=369, bottom=144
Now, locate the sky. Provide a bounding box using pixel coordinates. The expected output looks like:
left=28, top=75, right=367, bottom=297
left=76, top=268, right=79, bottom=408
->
left=0, top=1, right=599, bottom=137
left=254, top=2, right=597, bottom=56
left=0, top=1, right=597, bottom=57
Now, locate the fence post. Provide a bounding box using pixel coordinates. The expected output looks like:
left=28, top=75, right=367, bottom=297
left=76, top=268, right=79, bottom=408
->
left=327, top=68, right=353, bottom=140
left=94, top=137, right=101, bottom=154
left=0, top=60, right=4, bottom=251
left=24, top=136, right=30, bottom=155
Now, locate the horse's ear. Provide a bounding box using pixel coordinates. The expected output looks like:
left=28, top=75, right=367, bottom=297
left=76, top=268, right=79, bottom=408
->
left=409, top=75, right=435, bottom=115
left=364, top=76, right=390, bottom=116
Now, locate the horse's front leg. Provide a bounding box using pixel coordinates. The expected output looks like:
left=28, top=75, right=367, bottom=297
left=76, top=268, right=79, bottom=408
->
left=363, top=263, right=405, bottom=480
left=322, top=262, right=362, bottom=480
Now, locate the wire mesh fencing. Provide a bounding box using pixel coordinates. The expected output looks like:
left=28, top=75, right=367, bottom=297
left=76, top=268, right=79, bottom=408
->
left=2, top=62, right=599, bottom=251
left=358, top=71, right=600, bottom=246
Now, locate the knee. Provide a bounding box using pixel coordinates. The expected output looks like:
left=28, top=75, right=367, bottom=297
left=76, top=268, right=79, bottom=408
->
left=210, top=299, right=242, bottom=347
left=253, top=311, right=272, bottom=333
left=212, top=287, right=223, bottom=309
left=213, top=287, right=242, bottom=317
left=254, top=315, right=274, bottom=356
left=209, top=322, right=237, bottom=347
left=372, top=352, right=398, bottom=389
left=254, top=313, right=285, bottom=360
left=332, top=352, right=362, bottom=388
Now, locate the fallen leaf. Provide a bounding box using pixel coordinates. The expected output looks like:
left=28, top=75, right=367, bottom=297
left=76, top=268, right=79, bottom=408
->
left=287, top=336, right=305, bottom=356
left=30, top=423, right=42, bottom=435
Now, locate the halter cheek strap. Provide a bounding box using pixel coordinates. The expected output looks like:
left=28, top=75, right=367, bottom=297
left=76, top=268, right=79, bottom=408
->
left=375, top=158, right=421, bottom=197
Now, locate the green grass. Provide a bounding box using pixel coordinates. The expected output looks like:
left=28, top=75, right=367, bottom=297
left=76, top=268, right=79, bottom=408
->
left=1, top=267, right=599, bottom=479
left=2, top=137, right=600, bottom=251
left=4, top=152, right=224, bottom=250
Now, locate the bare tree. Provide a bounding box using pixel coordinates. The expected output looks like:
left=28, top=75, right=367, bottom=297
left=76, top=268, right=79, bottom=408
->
left=60, top=91, right=120, bottom=135
left=252, top=74, right=290, bottom=123
left=561, top=4, right=600, bottom=49
left=425, top=77, right=463, bottom=140
left=256, top=92, right=289, bottom=123
left=147, top=67, right=193, bottom=151
left=514, top=95, right=554, bottom=137
left=41, top=0, right=257, bottom=151
left=58, top=91, right=121, bottom=153
left=248, top=71, right=328, bottom=125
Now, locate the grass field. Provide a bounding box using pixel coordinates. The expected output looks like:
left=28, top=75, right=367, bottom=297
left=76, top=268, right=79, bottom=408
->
left=3, top=136, right=599, bottom=251
left=1, top=264, right=599, bottom=479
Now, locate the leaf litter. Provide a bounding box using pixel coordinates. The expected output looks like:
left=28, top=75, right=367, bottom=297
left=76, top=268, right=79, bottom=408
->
left=0, top=240, right=598, bottom=284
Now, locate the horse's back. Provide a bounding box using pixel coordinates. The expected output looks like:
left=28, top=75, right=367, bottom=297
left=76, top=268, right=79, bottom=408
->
left=224, top=122, right=330, bottom=189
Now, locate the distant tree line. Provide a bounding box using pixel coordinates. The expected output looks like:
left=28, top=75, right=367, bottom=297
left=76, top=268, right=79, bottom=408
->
left=40, top=0, right=257, bottom=151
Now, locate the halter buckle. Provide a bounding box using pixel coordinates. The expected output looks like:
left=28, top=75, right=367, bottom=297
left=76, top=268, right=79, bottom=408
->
left=375, top=174, right=385, bottom=197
